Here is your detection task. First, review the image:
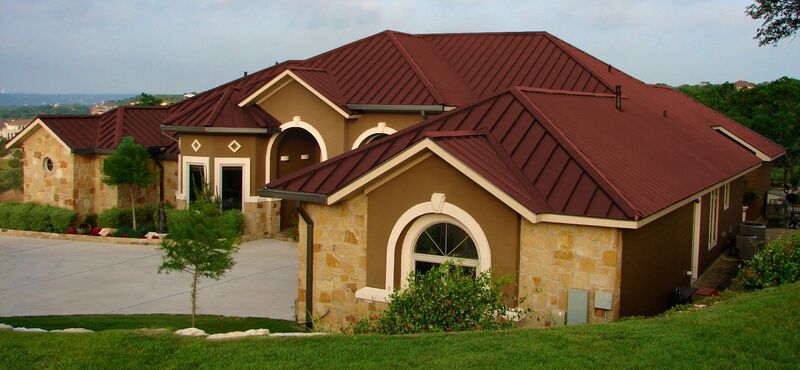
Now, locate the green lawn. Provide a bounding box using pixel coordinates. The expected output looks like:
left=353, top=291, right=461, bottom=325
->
left=0, top=314, right=302, bottom=335
left=2, top=283, right=800, bottom=368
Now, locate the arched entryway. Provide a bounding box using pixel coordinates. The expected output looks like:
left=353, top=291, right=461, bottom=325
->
left=275, top=127, right=321, bottom=229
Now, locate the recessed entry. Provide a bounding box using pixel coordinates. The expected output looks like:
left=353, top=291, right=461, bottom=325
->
left=191, top=139, right=202, bottom=152
left=300, top=154, right=310, bottom=160
left=228, top=140, right=242, bottom=153
left=280, top=155, right=289, bottom=162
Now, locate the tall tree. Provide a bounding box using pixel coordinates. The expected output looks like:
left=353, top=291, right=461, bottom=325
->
left=746, top=0, right=800, bottom=46
left=136, top=93, right=163, bottom=106
left=101, top=136, right=155, bottom=230
left=158, top=198, right=242, bottom=327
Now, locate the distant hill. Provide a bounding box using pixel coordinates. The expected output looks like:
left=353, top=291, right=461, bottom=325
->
left=0, top=93, right=136, bottom=107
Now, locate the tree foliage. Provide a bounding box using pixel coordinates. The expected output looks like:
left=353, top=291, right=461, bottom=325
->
left=135, top=92, right=163, bottom=106
left=746, top=0, right=800, bottom=46
left=158, top=198, right=242, bottom=327
left=678, top=77, right=800, bottom=184
left=0, top=149, right=23, bottom=192
left=101, top=136, right=155, bottom=230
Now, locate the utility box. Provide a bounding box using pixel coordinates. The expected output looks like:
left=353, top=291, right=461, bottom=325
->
left=567, top=288, right=589, bottom=325
left=740, top=222, right=766, bottom=241
left=594, top=291, right=613, bottom=310
left=737, top=234, right=759, bottom=259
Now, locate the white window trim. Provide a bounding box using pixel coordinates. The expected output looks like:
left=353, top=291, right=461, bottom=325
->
left=351, top=122, right=397, bottom=149
left=708, top=188, right=720, bottom=250
left=355, top=193, right=491, bottom=302
left=264, top=116, right=329, bottom=186
left=214, top=157, right=260, bottom=205
left=691, top=198, right=702, bottom=282
left=178, top=155, right=209, bottom=203
left=723, top=183, right=730, bottom=210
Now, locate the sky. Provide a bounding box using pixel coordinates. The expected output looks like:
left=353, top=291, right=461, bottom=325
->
left=1, top=0, right=798, bottom=94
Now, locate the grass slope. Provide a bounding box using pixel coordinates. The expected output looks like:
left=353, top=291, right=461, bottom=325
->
left=0, top=314, right=302, bottom=335
left=2, top=283, right=800, bottom=368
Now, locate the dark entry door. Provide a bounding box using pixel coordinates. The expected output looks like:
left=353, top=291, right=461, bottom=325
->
left=188, top=165, right=205, bottom=204
left=276, top=128, right=319, bottom=229
left=221, top=166, right=243, bottom=211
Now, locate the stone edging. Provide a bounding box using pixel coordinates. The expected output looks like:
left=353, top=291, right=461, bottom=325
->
left=0, top=229, right=162, bottom=246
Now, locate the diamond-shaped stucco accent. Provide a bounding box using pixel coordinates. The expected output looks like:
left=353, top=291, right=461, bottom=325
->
left=191, top=139, right=202, bottom=152
left=228, top=140, right=241, bottom=153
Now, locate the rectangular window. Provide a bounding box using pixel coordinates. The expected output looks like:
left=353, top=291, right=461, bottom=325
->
left=708, top=188, right=720, bottom=250
left=188, top=164, right=205, bottom=204
left=723, top=183, right=730, bottom=210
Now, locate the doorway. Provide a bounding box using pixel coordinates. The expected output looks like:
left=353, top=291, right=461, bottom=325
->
left=275, top=128, right=320, bottom=229
left=188, top=164, right=205, bottom=204
left=221, top=166, right=243, bottom=211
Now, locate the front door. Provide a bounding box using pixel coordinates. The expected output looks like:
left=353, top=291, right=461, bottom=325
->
left=221, top=166, right=243, bottom=211
left=276, top=128, right=320, bottom=229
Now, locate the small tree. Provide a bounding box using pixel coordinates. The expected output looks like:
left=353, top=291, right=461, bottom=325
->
left=158, top=198, right=242, bottom=327
left=135, top=93, right=163, bottom=106
left=101, top=136, right=154, bottom=230
left=0, top=149, right=23, bottom=192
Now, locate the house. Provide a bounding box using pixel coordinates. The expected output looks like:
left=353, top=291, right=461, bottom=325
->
left=1, top=119, right=31, bottom=139
left=735, top=80, right=756, bottom=90
left=5, top=106, right=178, bottom=218
left=242, top=31, right=782, bottom=329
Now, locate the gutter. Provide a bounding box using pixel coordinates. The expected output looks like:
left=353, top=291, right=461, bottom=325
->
left=160, top=125, right=279, bottom=134
left=346, top=104, right=450, bottom=113
left=259, top=188, right=327, bottom=203
left=295, top=201, right=314, bottom=330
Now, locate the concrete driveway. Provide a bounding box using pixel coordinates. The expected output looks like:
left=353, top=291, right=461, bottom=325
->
left=0, top=236, right=298, bottom=320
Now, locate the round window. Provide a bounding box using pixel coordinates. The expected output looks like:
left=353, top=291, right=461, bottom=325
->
left=413, top=222, right=478, bottom=275
left=43, top=157, right=54, bottom=172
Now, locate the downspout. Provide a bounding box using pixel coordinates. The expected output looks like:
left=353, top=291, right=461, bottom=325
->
left=296, top=201, right=314, bottom=330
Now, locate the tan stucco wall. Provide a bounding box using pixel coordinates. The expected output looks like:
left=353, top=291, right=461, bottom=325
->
left=21, top=127, right=76, bottom=209
left=297, top=194, right=385, bottom=332
left=364, top=155, right=519, bottom=292
left=346, top=113, right=424, bottom=149
left=518, top=221, right=623, bottom=325
left=179, top=133, right=267, bottom=196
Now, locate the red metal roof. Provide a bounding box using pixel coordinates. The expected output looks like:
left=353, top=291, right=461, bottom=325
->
left=33, top=107, right=176, bottom=157
left=266, top=84, right=771, bottom=221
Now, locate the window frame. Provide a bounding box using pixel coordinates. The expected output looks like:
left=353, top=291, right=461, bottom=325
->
left=723, top=183, right=730, bottom=211
left=708, top=187, right=720, bottom=250
left=411, top=221, right=480, bottom=273
left=43, top=157, right=54, bottom=173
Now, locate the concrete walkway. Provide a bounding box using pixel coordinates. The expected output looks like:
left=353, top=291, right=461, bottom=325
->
left=0, top=236, right=298, bottom=320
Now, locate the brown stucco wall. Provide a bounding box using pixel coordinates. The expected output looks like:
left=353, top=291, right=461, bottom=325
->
left=697, top=178, right=745, bottom=274
left=364, top=155, right=520, bottom=292
left=179, top=133, right=266, bottom=196
left=743, top=162, right=772, bottom=221
left=620, top=202, right=693, bottom=317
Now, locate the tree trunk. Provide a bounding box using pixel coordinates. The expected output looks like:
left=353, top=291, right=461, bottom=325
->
left=191, top=270, right=198, bottom=328
left=130, top=187, right=137, bottom=230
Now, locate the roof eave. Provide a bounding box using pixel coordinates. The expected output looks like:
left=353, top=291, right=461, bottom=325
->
left=260, top=188, right=328, bottom=203
left=160, top=125, right=279, bottom=134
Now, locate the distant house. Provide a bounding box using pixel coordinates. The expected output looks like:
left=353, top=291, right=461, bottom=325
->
left=0, top=119, right=31, bottom=139
left=5, top=107, right=178, bottom=217
left=89, top=104, right=116, bottom=115
left=735, top=80, right=756, bottom=90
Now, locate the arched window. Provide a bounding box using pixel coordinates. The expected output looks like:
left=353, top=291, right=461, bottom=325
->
left=359, top=133, right=388, bottom=147
left=412, top=222, right=478, bottom=275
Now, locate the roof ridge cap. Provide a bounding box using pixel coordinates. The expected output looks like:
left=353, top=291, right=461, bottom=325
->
left=515, top=86, right=618, bottom=98
left=385, top=31, right=448, bottom=104
left=510, top=87, right=642, bottom=219
left=541, top=33, right=617, bottom=94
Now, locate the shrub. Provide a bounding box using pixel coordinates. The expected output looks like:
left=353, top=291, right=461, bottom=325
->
left=0, top=202, right=76, bottom=233
left=50, top=207, right=78, bottom=233
left=98, top=206, right=158, bottom=229
left=735, top=234, right=800, bottom=290
left=98, top=207, right=123, bottom=228
left=354, top=262, right=519, bottom=334
left=219, top=210, right=244, bottom=237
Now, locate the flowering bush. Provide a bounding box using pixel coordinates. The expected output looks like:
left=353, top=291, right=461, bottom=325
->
left=353, top=261, right=522, bottom=334
left=735, top=234, right=800, bottom=290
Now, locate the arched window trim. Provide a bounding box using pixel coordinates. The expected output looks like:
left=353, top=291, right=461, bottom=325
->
left=265, top=116, right=328, bottom=184
left=404, top=214, right=480, bottom=284
left=351, top=122, right=397, bottom=149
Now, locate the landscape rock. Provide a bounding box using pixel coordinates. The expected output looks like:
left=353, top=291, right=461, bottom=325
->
left=50, top=328, right=94, bottom=333
left=99, top=228, right=115, bottom=237
left=174, top=327, right=208, bottom=337
left=0, top=323, right=12, bottom=331
left=269, top=332, right=328, bottom=337
left=13, top=327, right=47, bottom=333
left=206, top=329, right=269, bottom=340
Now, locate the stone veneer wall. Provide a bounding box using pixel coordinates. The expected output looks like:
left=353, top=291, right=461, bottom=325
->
left=518, top=220, right=623, bottom=325
left=161, top=160, right=179, bottom=207
left=297, top=194, right=384, bottom=332
left=22, top=128, right=75, bottom=209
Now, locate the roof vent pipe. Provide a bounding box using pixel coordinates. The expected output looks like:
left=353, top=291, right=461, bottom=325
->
left=663, top=110, right=668, bottom=118
left=615, top=85, right=622, bottom=111
left=243, top=71, right=248, bottom=77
